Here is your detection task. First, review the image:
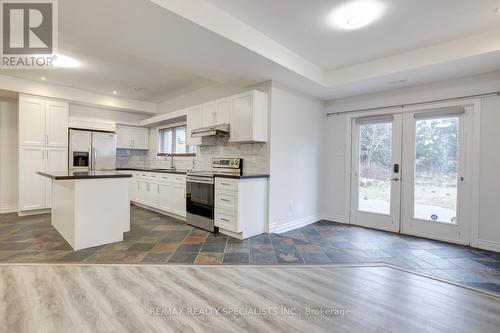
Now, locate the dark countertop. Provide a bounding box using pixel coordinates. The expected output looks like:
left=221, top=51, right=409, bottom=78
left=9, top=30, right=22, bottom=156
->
left=37, top=171, right=133, bottom=180
left=215, top=174, right=270, bottom=179
left=116, top=168, right=187, bottom=175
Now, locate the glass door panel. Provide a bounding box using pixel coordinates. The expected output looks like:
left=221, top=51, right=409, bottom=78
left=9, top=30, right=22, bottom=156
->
left=358, top=122, right=392, bottom=215
left=414, top=117, right=459, bottom=224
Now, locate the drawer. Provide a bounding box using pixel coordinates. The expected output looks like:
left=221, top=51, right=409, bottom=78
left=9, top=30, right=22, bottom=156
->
left=216, top=191, right=238, bottom=211
left=215, top=209, right=239, bottom=232
left=171, top=175, right=186, bottom=184
left=215, top=178, right=238, bottom=192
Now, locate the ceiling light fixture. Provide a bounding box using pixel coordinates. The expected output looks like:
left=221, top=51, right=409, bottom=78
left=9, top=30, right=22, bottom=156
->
left=329, top=1, right=385, bottom=30
left=40, top=77, right=46, bottom=81
left=496, top=8, right=500, bottom=12
left=113, top=91, right=118, bottom=95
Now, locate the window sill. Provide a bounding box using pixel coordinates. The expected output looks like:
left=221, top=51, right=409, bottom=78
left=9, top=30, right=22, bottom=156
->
left=157, top=153, right=196, bottom=157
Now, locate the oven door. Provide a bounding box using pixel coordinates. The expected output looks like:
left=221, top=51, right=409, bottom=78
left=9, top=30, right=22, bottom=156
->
left=186, top=176, right=216, bottom=232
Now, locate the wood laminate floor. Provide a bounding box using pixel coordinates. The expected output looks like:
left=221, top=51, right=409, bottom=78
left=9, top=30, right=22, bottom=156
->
left=1, top=264, right=499, bottom=333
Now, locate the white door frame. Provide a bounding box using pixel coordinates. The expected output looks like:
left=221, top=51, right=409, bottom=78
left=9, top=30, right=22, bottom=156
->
left=343, top=99, right=481, bottom=246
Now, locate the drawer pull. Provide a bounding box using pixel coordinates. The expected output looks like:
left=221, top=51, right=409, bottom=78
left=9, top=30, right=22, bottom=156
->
left=221, top=182, right=230, bottom=186
left=221, top=198, right=231, bottom=202
left=221, top=218, right=230, bottom=222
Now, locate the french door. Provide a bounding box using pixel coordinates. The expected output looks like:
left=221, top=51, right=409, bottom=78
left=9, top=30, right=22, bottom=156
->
left=350, top=114, right=402, bottom=232
left=350, top=107, right=470, bottom=244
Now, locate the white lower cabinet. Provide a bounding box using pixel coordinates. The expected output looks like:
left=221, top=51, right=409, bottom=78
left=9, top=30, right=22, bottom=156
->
left=19, top=146, right=68, bottom=212
left=129, top=171, right=186, bottom=218
left=214, top=177, right=268, bottom=239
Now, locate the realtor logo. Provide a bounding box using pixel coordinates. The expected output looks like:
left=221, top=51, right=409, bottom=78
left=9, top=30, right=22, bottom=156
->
left=0, top=0, right=58, bottom=68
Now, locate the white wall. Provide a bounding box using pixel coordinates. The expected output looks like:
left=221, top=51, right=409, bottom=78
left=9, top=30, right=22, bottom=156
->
left=69, top=104, right=149, bottom=123
left=324, top=71, right=500, bottom=252
left=268, top=84, right=325, bottom=232
left=0, top=98, right=18, bottom=213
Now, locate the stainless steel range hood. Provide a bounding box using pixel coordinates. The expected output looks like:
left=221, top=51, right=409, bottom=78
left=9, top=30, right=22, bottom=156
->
left=191, top=123, right=230, bottom=138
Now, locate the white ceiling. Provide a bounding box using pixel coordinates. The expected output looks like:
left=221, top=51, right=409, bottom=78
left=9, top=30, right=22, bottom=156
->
left=206, top=0, right=500, bottom=70
left=1, top=0, right=500, bottom=105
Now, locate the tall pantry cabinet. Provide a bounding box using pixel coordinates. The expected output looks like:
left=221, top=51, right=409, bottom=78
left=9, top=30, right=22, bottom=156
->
left=18, top=95, right=69, bottom=214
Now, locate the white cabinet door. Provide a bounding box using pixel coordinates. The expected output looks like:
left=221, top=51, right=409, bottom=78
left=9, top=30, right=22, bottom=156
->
left=137, top=179, right=148, bottom=204
left=131, top=127, right=149, bottom=149
left=131, top=177, right=140, bottom=202
left=147, top=182, right=159, bottom=208
left=19, top=146, right=46, bottom=211
left=215, top=98, right=230, bottom=125
left=202, top=102, right=217, bottom=127
left=116, top=126, right=131, bottom=149
left=44, top=147, right=68, bottom=208
left=186, top=106, right=203, bottom=145
left=19, top=96, right=46, bottom=146
left=230, top=93, right=253, bottom=142
left=157, top=182, right=171, bottom=211
left=170, top=184, right=186, bottom=217
left=46, top=101, right=69, bottom=147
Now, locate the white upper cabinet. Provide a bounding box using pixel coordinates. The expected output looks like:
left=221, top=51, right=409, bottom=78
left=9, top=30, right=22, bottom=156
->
left=229, top=90, right=268, bottom=143
left=131, top=127, right=149, bottom=149
left=46, top=100, right=69, bottom=147
left=116, top=125, right=149, bottom=149
left=19, top=95, right=69, bottom=147
left=116, top=126, right=131, bottom=148
left=202, top=97, right=231, bottom=127
left=184, top=90, right=268, bottom=145
left=19, top=96, right=46, bottom=146
left=186, top=105, right=204, bottom=146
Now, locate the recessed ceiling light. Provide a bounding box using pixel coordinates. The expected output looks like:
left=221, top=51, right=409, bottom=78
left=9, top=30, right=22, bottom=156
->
left=496, top=8, right=500, bottom=12
left=52, top=54, right=81, bottom=68
left=329, top=1, right=385, bottom=30
left=40, top=77, right=46, bottom=81
left=113, top=91, right=118, bottom=95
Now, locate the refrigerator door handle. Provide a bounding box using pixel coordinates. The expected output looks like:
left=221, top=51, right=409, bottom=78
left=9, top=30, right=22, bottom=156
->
left=93, top=145, right=97, bottom=171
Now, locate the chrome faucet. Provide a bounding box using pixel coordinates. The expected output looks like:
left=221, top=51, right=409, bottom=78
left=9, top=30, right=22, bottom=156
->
left=167, top=154, right=175, bottom=170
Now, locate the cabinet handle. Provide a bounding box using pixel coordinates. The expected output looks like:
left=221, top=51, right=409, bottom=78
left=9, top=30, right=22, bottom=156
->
left=221, top=198, right=230, bottom=202
left=221, top=182, right=230, bottom=186
left=46, top=135, right=48, bottom=145
left=221, top=218, right=230, bottom=222
left=46, top=150, right=49, bottom=160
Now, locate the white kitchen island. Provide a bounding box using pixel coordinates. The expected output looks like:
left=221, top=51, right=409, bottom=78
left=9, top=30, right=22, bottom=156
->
left=38, top=171, right=132, bottom=251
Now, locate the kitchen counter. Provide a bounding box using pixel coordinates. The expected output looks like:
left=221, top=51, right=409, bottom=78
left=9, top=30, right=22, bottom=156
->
left=214, top=174, right=270, bottom=179
left=116, top=168, right=187, bottom=175
left=38, top=170, right=132, bottom=180
left=38, top=170, right=130, bottom=251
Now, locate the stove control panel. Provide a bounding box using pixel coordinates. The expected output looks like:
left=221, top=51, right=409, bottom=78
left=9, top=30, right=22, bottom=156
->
left=212, top=158, right=242, bottom=170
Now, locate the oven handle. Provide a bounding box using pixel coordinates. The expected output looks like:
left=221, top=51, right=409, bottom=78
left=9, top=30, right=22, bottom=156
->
left=187, top=177, right=214, bottom=184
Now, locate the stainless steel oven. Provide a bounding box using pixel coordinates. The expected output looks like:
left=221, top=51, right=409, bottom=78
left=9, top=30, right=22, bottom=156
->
left=186, top=174, right=217, bottom=232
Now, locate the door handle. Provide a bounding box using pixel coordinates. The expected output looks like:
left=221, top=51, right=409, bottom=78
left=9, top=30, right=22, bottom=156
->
left=391, top=177, right=400, bottom=182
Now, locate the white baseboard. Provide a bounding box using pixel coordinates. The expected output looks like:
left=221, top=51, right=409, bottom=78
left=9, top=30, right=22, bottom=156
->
left=320, top=214, right=346, bottom=224
left=471, top=239, right=500, bottom=253
left=17, top=209, right=51, bottom=216
left=269, top=214, right=320, bottom=234
left=0, top=205, right=17, bottom=214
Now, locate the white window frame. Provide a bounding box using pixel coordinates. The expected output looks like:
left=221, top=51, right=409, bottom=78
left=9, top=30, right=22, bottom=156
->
left=156, top=122, right=195, bottom=156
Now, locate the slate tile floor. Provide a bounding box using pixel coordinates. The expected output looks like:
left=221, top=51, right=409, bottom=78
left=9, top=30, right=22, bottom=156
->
left=1, top=206, right=500, bottom=295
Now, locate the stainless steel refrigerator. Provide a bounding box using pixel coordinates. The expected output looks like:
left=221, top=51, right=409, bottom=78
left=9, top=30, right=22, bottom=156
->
left=69, top=129, right=116, bottom=172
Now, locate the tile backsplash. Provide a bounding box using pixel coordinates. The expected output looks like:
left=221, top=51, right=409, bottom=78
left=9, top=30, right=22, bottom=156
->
left=116, top=128, right=269, bottom=174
